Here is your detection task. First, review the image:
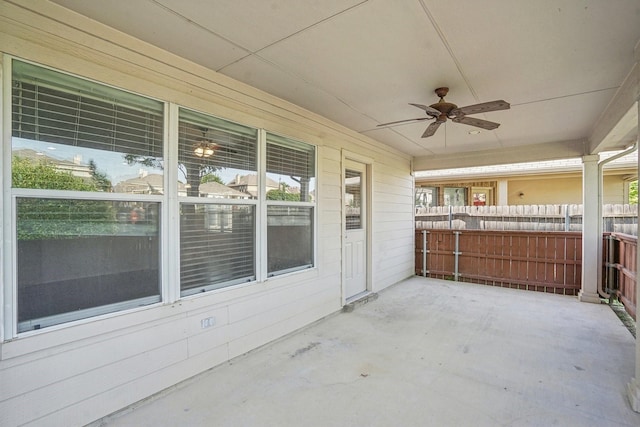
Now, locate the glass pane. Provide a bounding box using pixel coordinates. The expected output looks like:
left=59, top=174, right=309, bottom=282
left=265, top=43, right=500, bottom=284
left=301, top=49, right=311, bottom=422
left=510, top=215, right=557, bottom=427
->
left=266, top=134, right=315, bottom=202
left=12, top=60, right=165, bottom=194
left=444, top=187, right=466, bottom=206
left=178, top=109, right=258, bottom=199
left=180, top=203, right=255, bottom=294
left=267, top=206, right=313, bottom=274
left=345, top=169, right=362, bottom=230
left=16, top=198, right=160, bottom=332
left=416, top=187, right=437, bottom=208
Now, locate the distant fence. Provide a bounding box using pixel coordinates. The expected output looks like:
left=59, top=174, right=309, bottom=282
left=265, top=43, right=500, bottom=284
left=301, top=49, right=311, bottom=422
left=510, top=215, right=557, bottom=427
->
left=415, top=204, right=637, bottom=236
left=416, top=229, right=637, bottom=320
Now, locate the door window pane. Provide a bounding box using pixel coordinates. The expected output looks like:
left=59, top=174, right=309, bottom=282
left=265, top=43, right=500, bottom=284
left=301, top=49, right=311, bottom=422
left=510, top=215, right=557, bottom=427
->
left=345, top=169, right=362, bottom=230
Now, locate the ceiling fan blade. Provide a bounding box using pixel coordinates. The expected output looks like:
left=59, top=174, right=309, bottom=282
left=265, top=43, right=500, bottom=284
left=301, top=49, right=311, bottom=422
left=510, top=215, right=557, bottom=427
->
left=450, top=100, right=510, bottom=116
left=377, top=117, right=430, bottom=127
left=409, top=103, right=441, bottom=117
left=452, top=116, right=500, bottom=130
left=422, top=121, right=442, bottom=138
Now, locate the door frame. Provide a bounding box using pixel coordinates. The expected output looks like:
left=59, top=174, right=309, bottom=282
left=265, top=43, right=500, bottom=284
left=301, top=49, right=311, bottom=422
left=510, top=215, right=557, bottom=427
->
left=341, top=151, right=373, bottom=304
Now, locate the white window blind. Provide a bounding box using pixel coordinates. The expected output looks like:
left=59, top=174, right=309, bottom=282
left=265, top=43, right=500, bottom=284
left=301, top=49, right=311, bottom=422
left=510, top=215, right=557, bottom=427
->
left=12, top=60, right=164, bottom=160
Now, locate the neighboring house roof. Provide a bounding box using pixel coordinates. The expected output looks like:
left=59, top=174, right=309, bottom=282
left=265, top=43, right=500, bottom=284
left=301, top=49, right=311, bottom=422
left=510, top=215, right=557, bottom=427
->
left=114, top=173, right=180, bottom=195
left=199, top=181, right=251, bottom=198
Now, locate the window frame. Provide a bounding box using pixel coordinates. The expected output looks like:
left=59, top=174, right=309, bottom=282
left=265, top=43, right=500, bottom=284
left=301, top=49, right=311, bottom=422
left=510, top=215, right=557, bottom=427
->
left=264, top=131, right=317, bottom=277
left=2, top=57, right=319, bottom=339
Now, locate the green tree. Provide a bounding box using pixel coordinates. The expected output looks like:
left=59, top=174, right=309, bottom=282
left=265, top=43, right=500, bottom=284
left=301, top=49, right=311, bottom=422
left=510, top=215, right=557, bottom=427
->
left=200, top=173, right=224, bottom=185
left=266, top=183, right=300, bottom=201
left=12, top=156, right=116, bottom=239
left=629, top=180, right=638, bottom=205
left=89, top=159, right=112, bottom=192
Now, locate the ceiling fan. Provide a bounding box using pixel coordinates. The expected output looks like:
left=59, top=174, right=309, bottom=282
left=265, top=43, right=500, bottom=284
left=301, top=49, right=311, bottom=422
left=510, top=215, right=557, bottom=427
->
left=378, top=87, right=510, bottom=137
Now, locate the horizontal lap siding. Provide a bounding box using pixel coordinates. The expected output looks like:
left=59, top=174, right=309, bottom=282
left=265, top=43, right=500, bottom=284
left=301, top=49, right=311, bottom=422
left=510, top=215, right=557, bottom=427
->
left=372, top=162, right=415, bottom=291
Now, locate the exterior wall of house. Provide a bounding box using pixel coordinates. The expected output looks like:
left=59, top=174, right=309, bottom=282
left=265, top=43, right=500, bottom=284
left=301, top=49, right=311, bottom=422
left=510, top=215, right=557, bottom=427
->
left=506, top=173, right=631, bottom=205
left=416, top=171, right=634, bottom=207
left=0, top=3, right=414, bottom=426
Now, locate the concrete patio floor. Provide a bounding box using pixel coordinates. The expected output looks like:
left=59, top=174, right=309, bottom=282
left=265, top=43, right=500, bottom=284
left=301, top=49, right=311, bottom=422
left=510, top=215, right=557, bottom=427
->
left=93, top=277, right=640, bottom=427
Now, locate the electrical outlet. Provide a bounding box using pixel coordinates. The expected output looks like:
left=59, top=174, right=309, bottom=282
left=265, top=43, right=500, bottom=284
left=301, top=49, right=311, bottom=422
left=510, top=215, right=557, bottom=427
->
left=200, top=317, right=215, bottom=329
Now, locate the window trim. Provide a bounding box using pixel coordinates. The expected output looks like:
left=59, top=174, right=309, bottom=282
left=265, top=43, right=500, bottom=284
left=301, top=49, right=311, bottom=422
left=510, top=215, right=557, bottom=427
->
left=2, top=56, right=320, bottom=339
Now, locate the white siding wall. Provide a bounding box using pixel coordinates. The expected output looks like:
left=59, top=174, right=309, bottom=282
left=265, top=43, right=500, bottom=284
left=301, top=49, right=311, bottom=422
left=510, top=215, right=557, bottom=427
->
left=0, top=2, right=414, bottom=426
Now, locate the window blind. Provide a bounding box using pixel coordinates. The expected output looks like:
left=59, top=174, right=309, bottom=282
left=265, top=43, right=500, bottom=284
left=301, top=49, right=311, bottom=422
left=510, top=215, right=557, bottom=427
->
left=180, top=204, right=255, bottom=294
left=12, top=60, right=163, bottom=158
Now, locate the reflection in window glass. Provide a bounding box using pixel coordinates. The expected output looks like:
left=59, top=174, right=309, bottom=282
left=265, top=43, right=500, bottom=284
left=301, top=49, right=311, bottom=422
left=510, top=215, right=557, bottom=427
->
left=178, top=109, right=257, bottom=199
left=267, top=206, right=313, bottom=275
left=180, top=204, right=255, bottom=295
left=16, top=198, right=161, bottom=332
left=11, top=60, right=164, bottom=194
left=266, top=134, right=315, bottom=202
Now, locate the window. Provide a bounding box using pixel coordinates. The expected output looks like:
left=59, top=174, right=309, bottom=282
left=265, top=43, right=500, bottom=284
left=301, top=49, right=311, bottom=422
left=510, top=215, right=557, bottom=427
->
left=266, top=133, right=316, bottom=275
left=415, top=186, right=437, bottom=208
left=178, top=108, right=258, bottom=295
left=11, top=60, right=164, bottom=332
left=444, top=187, right=467, bottom=206
left=5, top=59, right=318, bottom=335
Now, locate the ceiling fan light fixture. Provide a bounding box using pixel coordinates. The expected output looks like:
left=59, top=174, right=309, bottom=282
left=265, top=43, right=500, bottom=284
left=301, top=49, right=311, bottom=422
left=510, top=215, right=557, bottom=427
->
left=193, top=140, right=216, bottom=158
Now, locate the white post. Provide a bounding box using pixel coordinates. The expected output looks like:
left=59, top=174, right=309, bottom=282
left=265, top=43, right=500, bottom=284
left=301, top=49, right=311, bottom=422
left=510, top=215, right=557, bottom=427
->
left=578, top=154, right=601, bottom=303
left=497, top=179, right=508, bottom=205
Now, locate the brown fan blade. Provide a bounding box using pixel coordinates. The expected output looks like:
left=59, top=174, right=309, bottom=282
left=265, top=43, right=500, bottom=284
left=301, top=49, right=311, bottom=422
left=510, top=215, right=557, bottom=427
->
left=377, top=117, right=430, bottom=127
left=452, top=116, right=500, bottom=130
left=450, top=100, right=510, bottom=116
left=409, top=103, right=441, bottom=117
left=422, top=121, right=442, bottom=138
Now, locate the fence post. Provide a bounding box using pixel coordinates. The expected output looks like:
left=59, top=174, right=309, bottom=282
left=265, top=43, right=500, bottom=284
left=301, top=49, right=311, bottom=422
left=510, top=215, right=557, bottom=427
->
left=422, top=230, right=428, bottom=277
left=564, top=204, right=570, bottom=231
left=454, top=231, right=461, bottom=281
left=448, top=205, right=453, bottom=230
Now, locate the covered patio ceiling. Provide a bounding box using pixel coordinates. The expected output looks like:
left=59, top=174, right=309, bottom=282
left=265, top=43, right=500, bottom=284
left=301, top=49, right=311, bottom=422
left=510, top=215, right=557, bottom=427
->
left=50, top=0, right=640, bottom=171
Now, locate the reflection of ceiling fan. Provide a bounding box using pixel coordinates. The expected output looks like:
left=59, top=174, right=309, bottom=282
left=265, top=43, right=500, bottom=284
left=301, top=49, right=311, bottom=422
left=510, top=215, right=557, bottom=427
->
left=378, top=87, right=510, bottom=138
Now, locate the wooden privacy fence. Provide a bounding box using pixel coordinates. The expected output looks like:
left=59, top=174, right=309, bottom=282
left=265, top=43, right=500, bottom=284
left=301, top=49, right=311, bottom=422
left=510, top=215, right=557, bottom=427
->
left=415, top=229, right=582, bottom=296
left=416, top=229, right=637, bottom=319
left=604, top=233, right=637, bottom=320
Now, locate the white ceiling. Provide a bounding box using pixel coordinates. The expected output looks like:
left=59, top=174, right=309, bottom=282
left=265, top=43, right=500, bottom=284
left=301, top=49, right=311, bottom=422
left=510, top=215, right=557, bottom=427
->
left=50, top=0, right=640, bottom=170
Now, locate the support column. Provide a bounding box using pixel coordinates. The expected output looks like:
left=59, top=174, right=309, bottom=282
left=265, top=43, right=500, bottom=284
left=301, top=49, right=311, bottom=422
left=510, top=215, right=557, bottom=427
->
left=627, top=96, right=640, bottom=413
left=497, top=179, right=508, bottom=205
left=578, top=154, right=601, bottom=303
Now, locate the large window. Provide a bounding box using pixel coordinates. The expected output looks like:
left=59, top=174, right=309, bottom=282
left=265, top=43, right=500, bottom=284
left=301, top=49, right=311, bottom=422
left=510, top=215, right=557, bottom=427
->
left=11, top=60, right=164, bottom=332
left=5, top=59, right=317, bottom=335
left=178, top=109, right=258, bottom=295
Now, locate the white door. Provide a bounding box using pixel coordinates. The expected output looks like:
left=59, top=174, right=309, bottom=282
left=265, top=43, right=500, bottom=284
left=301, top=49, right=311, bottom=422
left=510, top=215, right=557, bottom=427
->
left=344, top=160, right=367, bottom=299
